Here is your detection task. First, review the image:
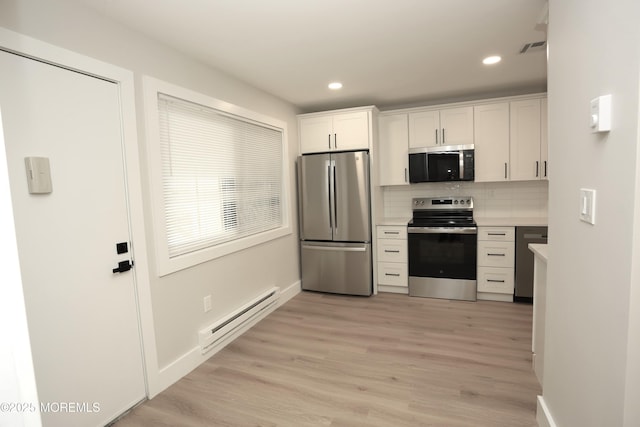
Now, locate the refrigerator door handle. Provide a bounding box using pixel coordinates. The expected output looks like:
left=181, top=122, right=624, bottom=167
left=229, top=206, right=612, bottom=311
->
left=327, top=162, right=333, bottom=229
left=332, top=161, right=338, bottom=231
left=301, top=244, right=367, bottom=252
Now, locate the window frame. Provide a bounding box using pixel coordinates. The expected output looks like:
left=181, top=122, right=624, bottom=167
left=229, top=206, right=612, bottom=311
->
left=143, top=76, right=291, bottom=276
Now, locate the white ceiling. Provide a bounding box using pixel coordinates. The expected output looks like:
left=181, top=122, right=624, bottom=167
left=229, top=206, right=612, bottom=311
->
left=74, top=0, right=548, bottom=112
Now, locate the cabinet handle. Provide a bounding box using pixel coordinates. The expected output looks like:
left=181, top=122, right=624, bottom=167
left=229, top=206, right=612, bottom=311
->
left=487, top=232, right=506, bottom=236
left=504, top=163, right=507, bottom=179
left=435, top=129, right=438, bottom=145
left=385, top=273, right=401, bottom=277
left=405, top=167, right=408, bottom=183
left=536, top=161, right=539, bottom=177
left=487, top=253, right=506, bottom=256
left=334, top=133, right=337, bottom=149
left=384, top=250, right=400, bottom=253
left=328, top=134, right=331, bottom=149
left=544, top=160, right=547, bottom=177
left=487, top=279, right=506, bottom=283
left=384, top=231, right=400, bottom=235
left=442, top=128, right=445, bottom=144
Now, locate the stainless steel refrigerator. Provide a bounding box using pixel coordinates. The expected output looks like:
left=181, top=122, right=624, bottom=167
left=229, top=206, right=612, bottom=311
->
left=298, top=150, right=372, bottom=296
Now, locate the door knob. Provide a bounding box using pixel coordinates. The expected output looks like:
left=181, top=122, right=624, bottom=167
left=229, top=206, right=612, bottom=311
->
left=112, top=260, right=133, bottom=274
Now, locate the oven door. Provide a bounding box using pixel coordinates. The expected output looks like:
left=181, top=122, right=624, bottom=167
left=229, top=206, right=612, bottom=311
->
left=408, top=226, right=477, bottom=300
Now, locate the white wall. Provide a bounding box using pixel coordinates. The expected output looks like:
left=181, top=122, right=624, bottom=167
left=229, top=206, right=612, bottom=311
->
left=543, top=0, right=640, bottom=425
left=0, top=0, right=300, bottom=390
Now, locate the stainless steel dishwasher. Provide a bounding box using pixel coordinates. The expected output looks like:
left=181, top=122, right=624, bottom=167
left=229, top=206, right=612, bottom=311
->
left=514, top=226, right=548, bottom=303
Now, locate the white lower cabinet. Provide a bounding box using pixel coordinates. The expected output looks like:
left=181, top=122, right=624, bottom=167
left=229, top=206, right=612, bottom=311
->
left=477, top=241, right=515, bottom=268
left=477, top=266, right=515, bottom=294
left=378, top=262, right=408, bottom=287
left=377, top=238, right=407, bottom=263
left=477, top=227, right=515, bottom=301
left=376, top=225, right=408, bottom=293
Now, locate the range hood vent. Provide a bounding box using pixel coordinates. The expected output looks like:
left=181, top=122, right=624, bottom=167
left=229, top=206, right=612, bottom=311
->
left=519, top=41, right=547, bottom=54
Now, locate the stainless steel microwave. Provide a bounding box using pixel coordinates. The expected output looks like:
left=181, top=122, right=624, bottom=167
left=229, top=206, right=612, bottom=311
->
left=408, top=144, right=475, bottom=183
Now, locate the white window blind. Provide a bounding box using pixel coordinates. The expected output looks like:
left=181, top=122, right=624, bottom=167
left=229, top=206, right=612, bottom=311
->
left=157, top=94, right=284, bottom=258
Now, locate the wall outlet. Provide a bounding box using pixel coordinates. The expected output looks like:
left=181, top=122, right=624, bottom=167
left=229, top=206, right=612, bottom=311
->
left=203, top=295, right=212, bottom=313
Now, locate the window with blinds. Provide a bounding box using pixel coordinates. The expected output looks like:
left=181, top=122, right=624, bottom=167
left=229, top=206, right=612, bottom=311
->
left=144, top=77, right=291, bottom=275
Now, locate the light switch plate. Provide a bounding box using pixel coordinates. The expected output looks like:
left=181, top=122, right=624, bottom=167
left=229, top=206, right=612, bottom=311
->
left=579, top=188, right=596, bottom=225
left=24, top=157, right=53, bottom=194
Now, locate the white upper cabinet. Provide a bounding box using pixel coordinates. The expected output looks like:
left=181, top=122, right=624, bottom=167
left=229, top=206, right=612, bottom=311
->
left=409, top=110, right=438, bottom=147
left=299, top=115, right=333, bottom=153
left=510, top=99, right=542, bottom=181
left=408, top=106, right=473, bottom=148
left=440, top=107, right=474, bottom=146
left=474, top=102, right=510, bottom=182
left=378, top=113, right=409, bottom=186
left=374, top=94, right=547, bottom=185
left=299, top=110, right=369, bottom=153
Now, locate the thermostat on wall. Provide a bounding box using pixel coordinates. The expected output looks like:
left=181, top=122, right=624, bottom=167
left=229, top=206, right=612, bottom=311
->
left=24, top=157, right=53, bottom=194
left=590, top=94, right=611, bottom=133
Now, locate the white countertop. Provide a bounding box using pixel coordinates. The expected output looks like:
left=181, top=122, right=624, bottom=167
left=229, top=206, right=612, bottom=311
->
left=474, top=217, right=548, bottom=227
left=529, top=243, right=548, bottom=262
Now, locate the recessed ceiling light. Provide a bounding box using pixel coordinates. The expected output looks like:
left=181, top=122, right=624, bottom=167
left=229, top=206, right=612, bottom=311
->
left=328, top=82, right=343, bottom=90
left=482, top=55, right=502, bottom=65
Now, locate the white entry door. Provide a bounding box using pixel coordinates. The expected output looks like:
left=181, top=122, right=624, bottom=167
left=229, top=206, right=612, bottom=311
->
left=0, top=50, right=146, bottom=426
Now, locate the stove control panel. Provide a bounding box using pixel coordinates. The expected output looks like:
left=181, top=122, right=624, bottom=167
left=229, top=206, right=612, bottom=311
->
left=412, top=196, right=473, bottom=210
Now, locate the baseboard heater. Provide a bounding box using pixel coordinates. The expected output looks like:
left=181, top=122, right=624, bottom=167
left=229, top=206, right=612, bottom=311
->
left=199, top=287, right=280, bottom=355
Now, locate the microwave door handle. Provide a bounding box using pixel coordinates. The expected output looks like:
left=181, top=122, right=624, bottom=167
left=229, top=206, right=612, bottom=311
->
left=459, top=150, right=465, bottom=179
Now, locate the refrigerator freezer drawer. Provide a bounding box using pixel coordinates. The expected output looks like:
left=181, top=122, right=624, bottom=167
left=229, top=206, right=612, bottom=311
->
left=301, top=242, right=372, bottom=296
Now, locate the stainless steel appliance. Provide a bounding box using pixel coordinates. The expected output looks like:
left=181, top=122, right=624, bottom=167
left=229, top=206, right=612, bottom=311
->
left=514, top=226, right=548, bottom=302
left=408, top=144, right=475, bottom=183
left=298, top=150, right=372, bottom=296
left=408, top=197, right=477, bottom=301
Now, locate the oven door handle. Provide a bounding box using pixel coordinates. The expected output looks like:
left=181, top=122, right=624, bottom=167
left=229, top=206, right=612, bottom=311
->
left=408, top=227, right=477, bottom=234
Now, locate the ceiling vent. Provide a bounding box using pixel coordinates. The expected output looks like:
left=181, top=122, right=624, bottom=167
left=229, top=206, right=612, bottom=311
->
left=519, top=41, right=547, bottom=54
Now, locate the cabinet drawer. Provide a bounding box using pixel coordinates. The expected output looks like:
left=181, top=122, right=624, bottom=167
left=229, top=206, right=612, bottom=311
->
left=478, top=227, right=515, bottom=242
left=477, top=267, right=514, bottom=294
left=477, top=241, right=515, bottom=267
left=378, top=262, right=407, bottom=287
left=377, top=239, right=407, bottom=262
left=377, top=225, right=407, bottom=239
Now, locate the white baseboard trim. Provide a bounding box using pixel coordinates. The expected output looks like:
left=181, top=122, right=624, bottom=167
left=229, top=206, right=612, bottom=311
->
left=151, top=280, right=301, bottom=398
left=537, top=395, right=557, bottom=427
left=279, top=280, right=302, bottom=304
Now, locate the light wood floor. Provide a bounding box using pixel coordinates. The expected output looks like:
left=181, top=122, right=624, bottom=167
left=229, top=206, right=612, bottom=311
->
left=115, top=292, right=541, bottom=427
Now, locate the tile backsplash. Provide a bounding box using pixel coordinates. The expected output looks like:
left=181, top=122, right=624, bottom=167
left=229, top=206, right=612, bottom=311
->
left=383, top=180, right=549, bottom=219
